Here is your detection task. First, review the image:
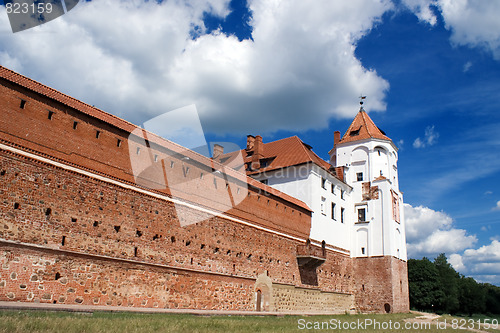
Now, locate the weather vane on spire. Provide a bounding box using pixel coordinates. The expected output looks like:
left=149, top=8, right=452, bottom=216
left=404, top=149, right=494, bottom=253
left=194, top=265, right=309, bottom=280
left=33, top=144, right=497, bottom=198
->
left=359, top=95, right=366, bottom=106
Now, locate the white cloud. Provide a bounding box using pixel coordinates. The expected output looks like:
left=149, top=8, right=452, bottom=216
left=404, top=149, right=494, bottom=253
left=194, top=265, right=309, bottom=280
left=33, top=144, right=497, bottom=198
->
left=450, top=240, right=500, bottom=284
left=412, top=137, right=423, bottom=149
left=449, top=253, right=465, bottom=271
left=0, top=0, right=393, bottom=136
left=1, top=0, right=498, bottom=139
left=397, top=139, right=404, bottom=150
left=413, top=125, right=439, bottom=148
left=438, top=0, right=500, bottom=60
left=401, top=0, right=438, bottom=25
left=404, top=203, right=477, bottom=258
left=493, top=201, right=500, bottom=211
left=450, top=244, right=500, bottom=285
left=403, top=0, right=500, bottom=60
left=463, top=61, right=472, bottom=72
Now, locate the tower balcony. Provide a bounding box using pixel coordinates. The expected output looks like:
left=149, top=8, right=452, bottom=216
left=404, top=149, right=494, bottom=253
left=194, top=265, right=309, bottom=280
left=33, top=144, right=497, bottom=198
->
left=296, top=240, right=326, bottom=269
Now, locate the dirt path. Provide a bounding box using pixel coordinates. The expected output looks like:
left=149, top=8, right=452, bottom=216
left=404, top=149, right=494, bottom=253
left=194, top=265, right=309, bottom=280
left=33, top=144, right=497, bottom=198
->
left=404, top=311, right=492, bottom=333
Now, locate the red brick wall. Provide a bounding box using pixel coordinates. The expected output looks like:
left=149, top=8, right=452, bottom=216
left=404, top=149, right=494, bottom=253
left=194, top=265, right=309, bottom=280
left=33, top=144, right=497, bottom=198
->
left=0, top=78, right=310, bottom=239
left=353, top=256, right=409, bottom=313
left=0, top=243, right=256, bottom=309
left=0, top=149, right=354, bottom=308
left=390, top=257, right=410, bottom=313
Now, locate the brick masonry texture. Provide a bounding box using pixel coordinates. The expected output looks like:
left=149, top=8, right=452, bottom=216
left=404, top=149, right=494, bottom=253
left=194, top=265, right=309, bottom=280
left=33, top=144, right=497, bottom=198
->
left=0, top=149, right=358, bottom=310
left=354, top=256, right=409, bottom=313
left=0, top=70, right=409, bottom=313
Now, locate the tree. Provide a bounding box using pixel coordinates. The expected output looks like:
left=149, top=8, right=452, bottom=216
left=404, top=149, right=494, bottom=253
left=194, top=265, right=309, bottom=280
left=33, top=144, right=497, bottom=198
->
left=434, top=253, right=460, bottom=314
left=458, top=277, right=485, bottom=315
left=483, top=283, right=500, bottom=314
left=408, top=254, right=500, bottom=316
left=408, top=257, right=444, bottom=311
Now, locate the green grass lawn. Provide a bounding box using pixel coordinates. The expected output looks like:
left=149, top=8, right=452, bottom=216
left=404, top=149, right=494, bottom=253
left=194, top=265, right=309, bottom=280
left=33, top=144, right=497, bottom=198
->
left=0, top=310, right=497, bottom=333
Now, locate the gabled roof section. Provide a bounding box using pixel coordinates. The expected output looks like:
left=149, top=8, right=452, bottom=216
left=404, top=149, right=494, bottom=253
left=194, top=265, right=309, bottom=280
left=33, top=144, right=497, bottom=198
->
left=222, top=136, right=335, bottom=177
left=338, top=109, right=391, bottom=144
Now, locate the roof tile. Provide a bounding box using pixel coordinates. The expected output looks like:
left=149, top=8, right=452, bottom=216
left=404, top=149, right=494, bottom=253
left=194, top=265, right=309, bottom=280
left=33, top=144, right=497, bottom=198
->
left=0, top=65, right=311, bottom=212
left=223, top=136, right=338, bottom=179
left=338, top=109, right=391, bottom=144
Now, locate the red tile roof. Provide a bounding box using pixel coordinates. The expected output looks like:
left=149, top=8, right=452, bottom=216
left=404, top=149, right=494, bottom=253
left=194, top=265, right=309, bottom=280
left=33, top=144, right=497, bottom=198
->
left=0, top=66, right=138, bottom=134
left=0, top=65, right=311, bottom=212
left=222, top=136, right=338, bottom=178
left=338, top=109, right=392, bottom=145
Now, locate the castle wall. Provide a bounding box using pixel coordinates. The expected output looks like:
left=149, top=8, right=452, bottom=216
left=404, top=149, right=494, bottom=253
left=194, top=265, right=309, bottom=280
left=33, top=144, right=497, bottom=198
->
left=0, top=148, right=354, bottom=310
left=0, top=67, right=409, bottom=313
left=0, top=77, right=310, bottom=240
left=272, top=284, right=354, bottom=313
left=0, top=243, right=256, bottom=309
left=390, top=256, right=410, bottom=313
left=353, top=256, right=409, bottom=313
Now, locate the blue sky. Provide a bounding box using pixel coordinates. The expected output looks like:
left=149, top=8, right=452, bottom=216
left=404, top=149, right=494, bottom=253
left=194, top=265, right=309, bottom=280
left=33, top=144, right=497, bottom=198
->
left=1, top=0, right=500, bottom=285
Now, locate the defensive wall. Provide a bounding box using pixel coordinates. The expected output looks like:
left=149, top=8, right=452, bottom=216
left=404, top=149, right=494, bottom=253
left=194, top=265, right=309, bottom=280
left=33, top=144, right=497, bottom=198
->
left=0, top=65, right=407, bottom=313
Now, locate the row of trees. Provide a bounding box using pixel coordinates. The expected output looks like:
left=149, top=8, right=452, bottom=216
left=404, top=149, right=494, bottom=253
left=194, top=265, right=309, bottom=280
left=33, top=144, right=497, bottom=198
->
left=408, top=254, right=500, bottom=315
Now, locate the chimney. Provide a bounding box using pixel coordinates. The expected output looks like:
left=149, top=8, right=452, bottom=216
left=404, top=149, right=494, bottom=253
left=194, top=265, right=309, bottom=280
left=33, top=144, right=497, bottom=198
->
left=334, top=131, right=341, bottom=146
left=251, top=135, right=264, bottom=170
left=246, top=135, right=255, bottom=151
left=212, top=144, right=224, bottom=160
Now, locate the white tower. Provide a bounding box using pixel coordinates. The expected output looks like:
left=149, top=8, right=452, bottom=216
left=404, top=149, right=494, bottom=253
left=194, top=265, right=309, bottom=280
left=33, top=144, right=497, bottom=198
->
left=329, top=103, right=407, bottom=260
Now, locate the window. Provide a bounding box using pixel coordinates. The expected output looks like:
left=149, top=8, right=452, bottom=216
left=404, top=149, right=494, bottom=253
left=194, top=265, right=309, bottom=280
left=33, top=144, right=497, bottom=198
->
left=349, top=127, right=361, bottom=136
left=358, top=208, right=366, bottom=222
left=392, top=192, right=400, bottom=223
left=19, top=99, right=26, bottom=109
left=331, top=184, right=335, bottom=194
left=321, top=177, right=327, bottom=189
left=261, top=179, right=268, bottom=185
left=154, top=154, right=158, bottom=162
left=331, top=202, right=336, bottom=220
left=48, top=111, right=54, bottom=120
left=136, top=147, right=141, bottom=155
left=361, top=247, right=365, bottom=255
left=340, top=190, right=345, bottom=200
left=321, top=197, right=326, bottom=215
left=341, top=208, right=345, bottom=223
left=117, top=139, right=122, bottom=147
left=73, top=121, right=78, bottom=130
left=95, top=130, right=101, bottom=139
left=357, top=172, right=363, bottom=181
